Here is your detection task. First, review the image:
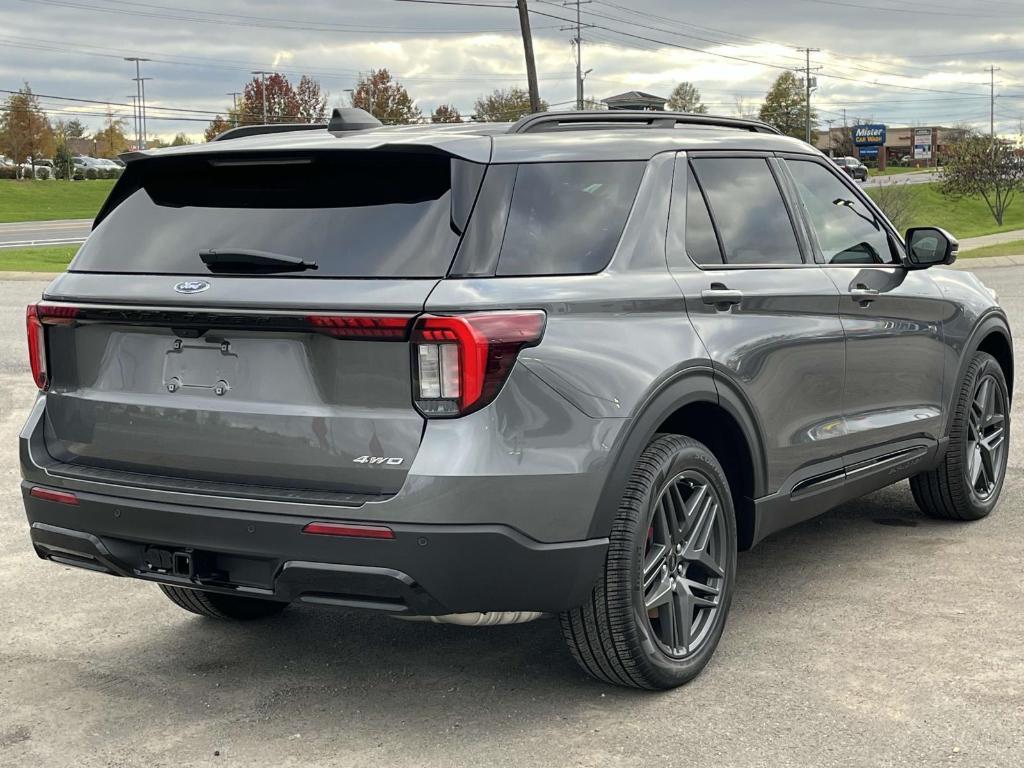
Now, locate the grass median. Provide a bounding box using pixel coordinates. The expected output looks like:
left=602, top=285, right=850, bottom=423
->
left=0, top=179, right=115, bottom=223
left=0, top=244, right=79, bottom=272
left=867, top=182, right=1024, bottom=239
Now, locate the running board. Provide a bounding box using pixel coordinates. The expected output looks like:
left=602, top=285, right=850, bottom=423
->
left=752, top=442, right=940, bottom=545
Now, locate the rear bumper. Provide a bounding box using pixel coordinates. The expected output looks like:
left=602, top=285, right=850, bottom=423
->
left=23, top=482, right=607, bottom=614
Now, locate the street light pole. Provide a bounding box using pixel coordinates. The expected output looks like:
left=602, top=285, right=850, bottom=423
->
left=124, top=57, right=150, bottom=149
left=137, top=77, right=152, bottom=147
left=227, top=92, right=241, bottom=127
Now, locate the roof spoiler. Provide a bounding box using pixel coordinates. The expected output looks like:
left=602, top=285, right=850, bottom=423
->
left=212, top=123, right=327, bottom=142
left=508, top=110, right=780, bottom=135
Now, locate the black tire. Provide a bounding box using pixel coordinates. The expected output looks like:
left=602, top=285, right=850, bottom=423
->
left=911, top=351, right=1009, bottom=521
left=560, top=434, right=737, bottom=690
left=158, top=584, right=289, bottom=620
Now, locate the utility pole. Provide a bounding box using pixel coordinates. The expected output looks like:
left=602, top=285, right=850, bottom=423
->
left=123, top=57, right=150, bottom=150
left=515, top=1, right=541, bottom=114
left=989, top=65, right=1000, bottom=141
left=797, top=47, right=820, bottom=144
left=561, top=1, right=592, bottom=110
left=251, top=70, right=272, bottom=124
left=227, top=92, right=241, bottom=127
left=825, top=118, right=835, bottom=156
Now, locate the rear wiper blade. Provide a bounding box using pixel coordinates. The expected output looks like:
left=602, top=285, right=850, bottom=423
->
left=199, top=249, right=318, bottom=274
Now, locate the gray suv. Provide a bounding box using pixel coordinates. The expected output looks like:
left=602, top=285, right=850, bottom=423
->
left=21, top=110, right=1013, bottom=689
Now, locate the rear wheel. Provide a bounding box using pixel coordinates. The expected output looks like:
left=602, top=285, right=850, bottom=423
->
left=158, top=584, right=289, bottom=620
left=560, top=434, right=737, bottom=689
left=911, top=351, right=1009, bottom=521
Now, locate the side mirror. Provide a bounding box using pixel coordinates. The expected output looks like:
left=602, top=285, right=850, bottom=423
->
left=905, top=227, right=958, bottom=269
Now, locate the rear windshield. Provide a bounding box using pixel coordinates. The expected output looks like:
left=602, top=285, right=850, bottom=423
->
left=72, top=151, right=483, bottom=278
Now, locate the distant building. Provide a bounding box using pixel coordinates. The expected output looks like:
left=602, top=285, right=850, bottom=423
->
left=601, top=91, right=668, bottom=111
left=813, top=125, right=964, bottom=166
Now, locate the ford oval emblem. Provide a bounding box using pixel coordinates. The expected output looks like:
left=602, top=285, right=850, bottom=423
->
left=174, top=280, right=210, bottom=295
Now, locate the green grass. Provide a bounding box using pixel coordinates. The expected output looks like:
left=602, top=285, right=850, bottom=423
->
left=959, top=239, right=1024, bottom=259
left=867, top=182, right=1024, bottom=240
left=0, top=244, right=79, bottom=271
left=0, top=179, right=115, bottom=223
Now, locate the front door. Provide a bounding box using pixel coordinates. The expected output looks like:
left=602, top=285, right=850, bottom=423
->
left=781, top=156, right=948, bottom=462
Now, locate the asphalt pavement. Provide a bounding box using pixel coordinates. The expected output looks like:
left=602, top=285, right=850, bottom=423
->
left=0, top=219, right=91, bottom=249
left=0, top=268, right=1022, bottom=767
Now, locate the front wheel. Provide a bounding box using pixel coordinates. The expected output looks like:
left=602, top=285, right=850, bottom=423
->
left=911, top=351, right=1009, bottom=521
left=560, top=434, right=737, bottom=689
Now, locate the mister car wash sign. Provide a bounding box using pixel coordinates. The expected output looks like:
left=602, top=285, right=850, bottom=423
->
left=914, top=128, right=933, bottom=160
left=853, top=124, right=886, bottom=146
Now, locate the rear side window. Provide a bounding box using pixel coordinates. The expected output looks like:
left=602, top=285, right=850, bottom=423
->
left=496, top=161, right=644, bottom=276
left=74, top=152, right=483, bottom=278
left=691, top=157, right=802, bottom=265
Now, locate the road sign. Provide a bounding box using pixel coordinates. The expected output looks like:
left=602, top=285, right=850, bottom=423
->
left=853, top=124, right=886, bottom=146
left=858, top=146, right=880, bottom=158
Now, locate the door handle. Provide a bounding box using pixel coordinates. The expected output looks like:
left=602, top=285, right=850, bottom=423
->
left=850, top=284, right=879, bottom=305
left=702, top=284, right=744, bottom=310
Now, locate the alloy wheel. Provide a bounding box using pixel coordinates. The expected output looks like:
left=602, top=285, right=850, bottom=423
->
left=966, top=373, right=1007, bottom=502
left=642, top=470, right=729, bottom=659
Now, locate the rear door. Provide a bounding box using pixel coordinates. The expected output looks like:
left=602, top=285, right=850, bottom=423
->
left=40, top=148, right=486, bottom=498
left=781, top=155, right=947, bottom=460
left=667, top=153, right=847, bottom=496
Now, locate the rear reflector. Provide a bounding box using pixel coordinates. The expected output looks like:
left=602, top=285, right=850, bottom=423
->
left=302, top=522, right=395, bottom=539
left=30, top=487, right=80, bottom=506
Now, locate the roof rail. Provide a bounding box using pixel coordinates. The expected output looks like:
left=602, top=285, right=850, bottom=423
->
left=213, top=123, right=326, bottom=142
left=508, top=110, right=780, bottom=135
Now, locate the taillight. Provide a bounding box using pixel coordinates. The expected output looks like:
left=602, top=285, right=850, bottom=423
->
left=306, top=314, right=412, bottom=340
left=26, top=303, right=47, bottom=390
left=411, top=311, right=546, bottom=417
left=30, top=486, right=79, bottom=505
left=27, top=302, right=81, bottom=391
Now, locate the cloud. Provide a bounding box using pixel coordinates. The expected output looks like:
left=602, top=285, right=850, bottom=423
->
left=2, top=0, right=1022, bottom=139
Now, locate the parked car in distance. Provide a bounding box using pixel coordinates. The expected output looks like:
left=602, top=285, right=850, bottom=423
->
left=833, top=155, right=869, bottom=181
left=21, top=110, right=1013, bottom=690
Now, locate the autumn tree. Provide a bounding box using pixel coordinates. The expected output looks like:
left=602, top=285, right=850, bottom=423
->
left=351, top=69, right=421, bottom=124
left=237, top=73, right=328, bottom=125
left=473, top=87, right=545, bottom=122
left=204, top=115, right=232, bottom=141
left=941, top=131, right=1024, bottom=225
left=0, top=84, right=54, bottom=176
left=53, top=117, right=87, bottom=142
left=758, top=72, right=815, bottom=140
left=667, top=82, right=708, bottom=114
left=93, top=110, right=130, bottom=158
left=431, top=104, right=462, bottom=123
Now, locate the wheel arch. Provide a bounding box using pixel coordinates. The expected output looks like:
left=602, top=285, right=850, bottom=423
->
left=588, top=368, right=767, bottom=551
left=949, top=312, right=1014, bottom=436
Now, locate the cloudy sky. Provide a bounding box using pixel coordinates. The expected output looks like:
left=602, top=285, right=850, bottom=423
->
left=3, top=0, right=1024, bottom=140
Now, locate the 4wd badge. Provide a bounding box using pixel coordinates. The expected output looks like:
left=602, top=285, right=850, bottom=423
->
left=353, top=456, right=405, bottom=466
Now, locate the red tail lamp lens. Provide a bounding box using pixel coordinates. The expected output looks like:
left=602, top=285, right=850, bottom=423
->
left=307, top=314, right=412, bottom=340
left=411, top=311, right=546, bottom=417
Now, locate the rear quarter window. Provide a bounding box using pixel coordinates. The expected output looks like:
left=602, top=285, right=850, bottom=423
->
left=495, top=161, right=645, bottom=276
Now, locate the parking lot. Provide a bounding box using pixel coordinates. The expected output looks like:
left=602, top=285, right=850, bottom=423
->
left=1, top=271, right=1022, bottom=767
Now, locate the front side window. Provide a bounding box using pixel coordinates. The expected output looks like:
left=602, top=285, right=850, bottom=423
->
left=787, top=159, right=895, bottom=265
left=690, top=157, right=802, bottom=265
left=496, top=161, right=644, bottom=276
